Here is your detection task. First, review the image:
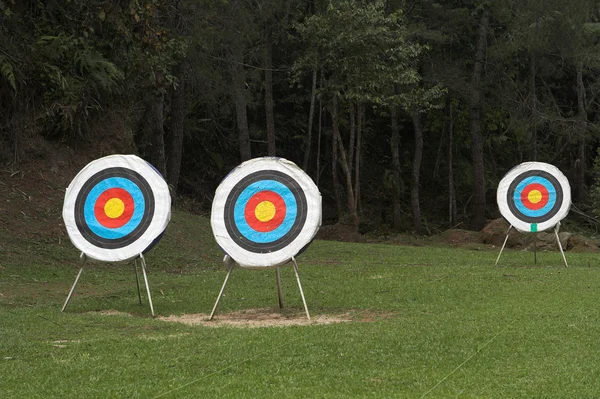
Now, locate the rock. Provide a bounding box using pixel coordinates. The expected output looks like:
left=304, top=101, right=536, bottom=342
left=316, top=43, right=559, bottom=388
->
left=567, top=235, right=600, bottom=252
left=481, top=218, right=509, bottom=246
left=482, top=218, right=577, bottom=250
left=524, top=232, right=572, bottom=251
left=482, top=218, right=529, bottom=248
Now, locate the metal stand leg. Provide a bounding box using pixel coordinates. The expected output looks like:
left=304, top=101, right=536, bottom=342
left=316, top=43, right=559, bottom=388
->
left=139, top=254, right=155, bottom=316
left=209, top=256, right=235, bottom=321
left=276, top=267, right=284, bottom=309
left=494, top=225, right=512, bottom=266
left=134, top=259, right=142, bottom=305
left=291, top=256, right=310, bottom=320
left=554, top=223, right=569, bottom=268
left=62, top=253, right=87, bottom=312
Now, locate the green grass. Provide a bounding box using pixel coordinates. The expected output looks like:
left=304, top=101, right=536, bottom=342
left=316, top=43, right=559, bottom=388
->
left=2, top=210, right=600, bottom=398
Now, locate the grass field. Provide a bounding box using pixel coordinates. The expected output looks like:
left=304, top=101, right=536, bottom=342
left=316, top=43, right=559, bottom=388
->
left=2, top=210, right=600, bottom=398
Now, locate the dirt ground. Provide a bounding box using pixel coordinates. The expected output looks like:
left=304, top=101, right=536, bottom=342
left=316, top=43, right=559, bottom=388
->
left=0, top=142, right=103, bottom=248
left=159, top=308, right=353, bottom=328
left=90, top=308, right=397, bottom=328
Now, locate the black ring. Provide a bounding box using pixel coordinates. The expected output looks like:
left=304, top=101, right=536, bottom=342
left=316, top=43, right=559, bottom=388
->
left=223, top=170, right=308, bottom=253
left=506, top=170, right=563, bottom=223
left=74, top=167, right=155, bottom=249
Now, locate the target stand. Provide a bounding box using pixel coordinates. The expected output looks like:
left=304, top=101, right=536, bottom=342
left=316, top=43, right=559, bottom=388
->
left=61, top=155, right=171, bottom=316
left=62, top=252, right=156, bottom=316
left=494, top=162, right=571, bottom=267
left=209, top=254, right=311, bottom=320
left=494, top=222, right=569, bottom=267
left=209, top=157, right=321, bottom=321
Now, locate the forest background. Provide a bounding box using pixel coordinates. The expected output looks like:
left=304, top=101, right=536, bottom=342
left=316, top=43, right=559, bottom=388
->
left=1, top=0, right=600, bottom=235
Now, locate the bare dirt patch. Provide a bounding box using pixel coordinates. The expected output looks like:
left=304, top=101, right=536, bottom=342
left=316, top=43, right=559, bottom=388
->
left=157, top=308, right=397, bottom=328
left=92, top=309, right=133, bottom=317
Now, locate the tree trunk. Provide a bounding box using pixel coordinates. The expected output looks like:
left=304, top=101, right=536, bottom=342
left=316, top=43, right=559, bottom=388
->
left=348, top=102, right=356, bottom=175
left=333, top=97, right=359, bottom=229
left=355, top=103, right=363, bottom=211
left=166, top=62, right=186, bottom=194
left=303, top=67, right=318, bottom=170
left=576, top=60, right=587, bottom=201
left=469, top=9, right=489, bottom=230
left=264, top=27, right=276, bottom=156
left=530, top=49, right=537, bottom=161
left=391, top=104, right=402, bottom=231
left=447, top=97, right=457, bottom=226
left=411, top=111, right=423, bottom=234
left=433, top=131, right=443, bottom=179
left=165, top=0, right=186, bottom=193
left=316, top=70, right=323, bottom=186
left=142, top=8, right=166, bottom=177
left=145, top=94, right=167, bottom=177
left=331, top=98, right=343, bottom=220
left=230, top=45, right=251, bottom=161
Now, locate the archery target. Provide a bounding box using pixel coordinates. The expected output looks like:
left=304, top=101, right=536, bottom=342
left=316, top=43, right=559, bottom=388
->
left=63, top=155, right=171, bottom=262
left=211, top=157, right=322, bottom=268
left=497, top=162, right=571, bottom=233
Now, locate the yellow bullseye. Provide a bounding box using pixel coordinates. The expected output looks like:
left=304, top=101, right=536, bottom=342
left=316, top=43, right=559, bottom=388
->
left=528, top=189, right=542, bottom=204
left=255, top=201, right=276, bottom=222
left=104, top=198, right=125, bottom=219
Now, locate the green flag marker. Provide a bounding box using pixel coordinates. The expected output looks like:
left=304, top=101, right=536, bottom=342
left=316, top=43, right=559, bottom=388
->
left=530, top=223, right=538, bottom=232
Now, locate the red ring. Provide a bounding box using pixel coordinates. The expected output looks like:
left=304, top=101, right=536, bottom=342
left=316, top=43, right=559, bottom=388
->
left=520, top=183, right=549, bottom=210
left=244, top=191, right=286, bottom=232
left=94, top=188, right=135, bottom=228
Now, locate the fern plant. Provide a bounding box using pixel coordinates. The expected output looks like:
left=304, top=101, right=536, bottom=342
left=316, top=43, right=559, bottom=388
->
left=0, top=55, right=16, bottom=93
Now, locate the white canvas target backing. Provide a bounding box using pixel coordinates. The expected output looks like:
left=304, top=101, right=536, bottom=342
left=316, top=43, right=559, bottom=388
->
left=211, top=157, right=322, bottom=268
left=497, top=162, right=571, bottom=233
left=63, top=155, right=171, bottom=262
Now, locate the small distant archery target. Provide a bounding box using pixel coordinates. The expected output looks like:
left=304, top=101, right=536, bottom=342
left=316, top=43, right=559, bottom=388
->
left=211, top=157, right=322, bottom=268
left=63, top=155, right=171, bottom=262
left=497, top=162, right=571, bottom=233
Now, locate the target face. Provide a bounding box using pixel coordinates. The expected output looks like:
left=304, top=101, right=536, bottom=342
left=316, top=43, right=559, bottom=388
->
left=497, top=162, right=571, bottom=232
left=211, top=157, right=321, bottom=268
left=63, top=155, right=171, bottom=262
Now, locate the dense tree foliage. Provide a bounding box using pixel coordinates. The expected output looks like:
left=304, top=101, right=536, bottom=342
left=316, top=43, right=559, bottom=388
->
left=1, top=0, right=600, bottom=233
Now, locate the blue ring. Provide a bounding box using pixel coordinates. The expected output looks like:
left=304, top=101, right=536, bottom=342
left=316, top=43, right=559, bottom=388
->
left=513, top=176, right=556, bottom=218
left=233, top=180, right=297, bottom=243
left=83, top=177, right=146, bottom=240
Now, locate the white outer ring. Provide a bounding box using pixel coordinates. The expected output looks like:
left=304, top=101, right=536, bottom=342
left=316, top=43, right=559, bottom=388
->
left=211, top=157, right=322, bottom=269
left=496, top=162, right=571, bottom=233
left=63, top=155, right=171, bottom=262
